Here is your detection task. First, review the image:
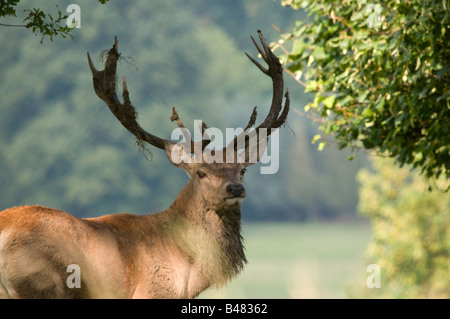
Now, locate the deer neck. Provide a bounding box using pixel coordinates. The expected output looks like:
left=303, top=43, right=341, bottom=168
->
left=167, top=181, right=247, bottom=285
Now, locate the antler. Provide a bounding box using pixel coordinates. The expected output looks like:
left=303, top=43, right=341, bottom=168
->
left=87, top=33, right=288, bottom=165
left=226, top=30, right=290, bottom=155
left=87, top=37, right=176, bottom=152
left=87, top=37, right=211, bottom=158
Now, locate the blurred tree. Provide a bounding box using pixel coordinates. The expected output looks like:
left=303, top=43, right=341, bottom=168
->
left=189, top=0, right=302, bottom=50
left=278, top=0, right=450, bottom=181
left=358, top=157, right=449, bottom=298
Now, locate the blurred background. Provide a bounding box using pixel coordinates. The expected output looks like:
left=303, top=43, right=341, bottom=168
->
left=1, top=1, right=447, bottom=298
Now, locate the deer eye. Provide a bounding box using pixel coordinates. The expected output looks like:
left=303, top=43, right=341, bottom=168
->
left=240, top=168, right=247, bottom=175
left=196, top=171, right=206, bottom=179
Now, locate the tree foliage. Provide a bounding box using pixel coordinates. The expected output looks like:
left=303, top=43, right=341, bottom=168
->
left=279, top=0, right=450, bottom=181
left=358, top=158, right=449, bottom=298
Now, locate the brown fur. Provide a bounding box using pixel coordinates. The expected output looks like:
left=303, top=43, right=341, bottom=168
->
left=0, top=164, right=247, bottom=299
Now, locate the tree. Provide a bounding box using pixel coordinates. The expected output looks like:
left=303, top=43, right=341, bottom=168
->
left=0, top=0, right=108, bottom=42
left=278, top=0, right=450, bottom=181
left=357, top=157, right=449, bottom=298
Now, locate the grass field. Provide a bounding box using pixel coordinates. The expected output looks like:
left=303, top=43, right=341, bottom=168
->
left=199, top=222, right=372, bottom=299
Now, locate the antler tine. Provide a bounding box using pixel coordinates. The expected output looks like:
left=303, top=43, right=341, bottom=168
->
left=245, top=33, right=269, bottom=74
left=226, top=31, right=290, bottom=153
left=169, top=107, right=211, bottom=154
left=273, top=89, right=290, bottom=128
left=245, top=52, right=268, bottom=75
left=251, top=30, right=287, bottom=130
left=250, top=34, right=267, bottom=61
left=87, top=37, right=167, bottom=151
left=244, top=106, right=258, bottom=131
left=170, top=107, right=190, bottom=141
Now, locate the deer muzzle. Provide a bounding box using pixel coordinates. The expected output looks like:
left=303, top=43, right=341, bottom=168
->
left=224, top=183, right=246, bottom=205
left=226, top=184, right=246, bottom=198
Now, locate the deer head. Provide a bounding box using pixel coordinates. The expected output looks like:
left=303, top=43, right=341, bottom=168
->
left=87, top=31, right=289, bottom=212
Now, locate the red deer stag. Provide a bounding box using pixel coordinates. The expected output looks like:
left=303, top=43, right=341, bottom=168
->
left=0, top=31, right=289, bottom=298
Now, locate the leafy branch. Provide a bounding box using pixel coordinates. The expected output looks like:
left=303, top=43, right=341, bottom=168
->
left=0, top=0, right=110, bottom=43
left=280, top=0, right=450, bottom=181
left=22, top=6, right=72, bottom=43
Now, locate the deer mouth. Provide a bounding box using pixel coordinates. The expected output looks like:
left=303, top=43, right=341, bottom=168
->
left=224, top=196, right=245, bottom=205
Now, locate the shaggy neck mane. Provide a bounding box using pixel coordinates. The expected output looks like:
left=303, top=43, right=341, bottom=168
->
left=169, top=182, right=247, bottom=286
left=213, top=204, right=247, bottom=280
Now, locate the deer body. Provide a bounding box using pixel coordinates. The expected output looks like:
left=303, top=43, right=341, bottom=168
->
left=0, top=194, right=245, bottom=298
left=0, top=31, right=288, bottom=299
left=0, top=163, right=247, bottom=299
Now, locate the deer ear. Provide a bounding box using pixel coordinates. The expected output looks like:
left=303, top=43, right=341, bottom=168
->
left=164, top=141, right=195, bottom=170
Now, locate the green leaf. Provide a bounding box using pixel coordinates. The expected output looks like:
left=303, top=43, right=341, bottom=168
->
left=362, top=107, right=372, bottom=117
left=291, top=39, right=307, bottom=56
left=322, top=95, right=336, bottom=108
left=318, top=141, right=327, bottom=151
left=350, top=10, right=364, bottom=22
left=312, top=134, right=321, bottom=144
left=311, top=46, right=328, bottom=61
left=375, top=97, right=386, bottom=112
left=305, top=80, right=318, bottom=92
left=437, top=89, right=450, bottom=102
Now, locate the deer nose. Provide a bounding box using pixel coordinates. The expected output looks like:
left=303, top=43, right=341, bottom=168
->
left=226, top=183, right=246, bottom=198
